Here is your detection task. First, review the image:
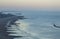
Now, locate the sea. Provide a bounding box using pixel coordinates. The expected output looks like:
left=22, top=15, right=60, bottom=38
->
left=1, top=10, right=60, bottom=39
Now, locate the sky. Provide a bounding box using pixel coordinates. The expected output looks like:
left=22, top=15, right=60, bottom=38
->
left=0, top=0, right=60, bottom=10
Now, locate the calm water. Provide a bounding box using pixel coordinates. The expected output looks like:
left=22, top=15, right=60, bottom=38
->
left=2, top=10, right=60, bottom=39
left=12, top=10, right=60, bottom=39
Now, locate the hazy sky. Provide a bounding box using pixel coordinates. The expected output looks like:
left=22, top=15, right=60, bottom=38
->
left=0, top=0, right=60, bottom=10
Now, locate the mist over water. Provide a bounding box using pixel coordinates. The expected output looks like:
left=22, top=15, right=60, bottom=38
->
left=0, top=9, right=60, bottom=39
